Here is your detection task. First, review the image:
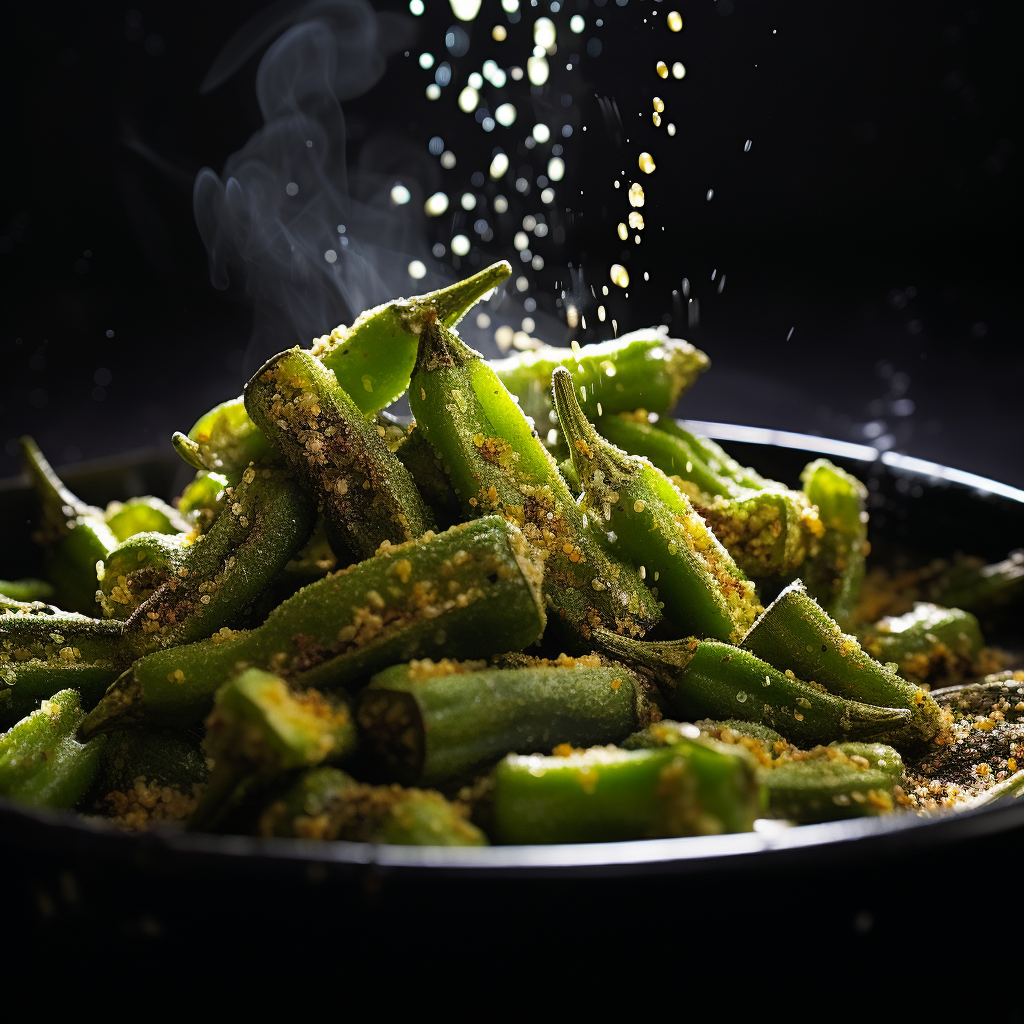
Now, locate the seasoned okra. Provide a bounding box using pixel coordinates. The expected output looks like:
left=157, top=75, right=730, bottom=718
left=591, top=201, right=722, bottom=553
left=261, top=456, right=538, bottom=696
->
left=123, top=463, right=316, bottom=657
left=357, top=654, right=658, bottom=787
left=487, top=737, right=761, bottom=844
left=0, top=689, right=107, bottom=810
left=80, top=516, right=547, bottom=734
left=490, top=328, right=709, bottom=451
left=595, top=629, right=912, bottom=748
left=742, top=580, right=950, bottom=750
left=409, top=318, right=660, bottom=643
left=178, top=262, right=511, bottom=477
left=244, top=347, right=434, bottom=559
left=553, top=367, right=761, bottom=643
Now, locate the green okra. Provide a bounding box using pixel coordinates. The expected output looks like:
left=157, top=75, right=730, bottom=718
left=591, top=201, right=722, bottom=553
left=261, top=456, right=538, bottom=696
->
left=598, top=414, right=822, bottom=577
left=97, top=531, right=190, bottom=620
left=390, top=420, right=462, bottom=530
left=742, top=580, right=950, bottom=749
left=0, top=689, right=106, bottom=810
left=695, top=489, right=823, bottom=579
left=409, top=319, right=660, bottom=644
left=490, top=328, right=709, bottom=451
left=0, top=612, right=127, bottom=726
left=598, top=413, right=751, bottom=500
left=257, top=766, right=487, bottom=845
left=79, top=516, right=547, bottom=735
left=800, top=458, right=868, bottom=627
left=860, top=603, right=985, bottom=686
left=553, top=367, right=761, bottom=644
left=244, top=347, right=434, bottom=560
left=357, top=655, right=657, bottom=787
left=20, top=437, right=118, bottom=615
left=190, top=668, right=356, bottom=831
left=179, top=262, right=512, bottom=476
left=123, top=463, right=316, bottom=658
left=757, top=741, right=905, bottom=823
left=488, top=737, right=762, bottom=844
left=595, top=629, right=912, bottom=748
left=0, top=579, right=55, bottom=604
left=104, top=496, right=190, bottom=542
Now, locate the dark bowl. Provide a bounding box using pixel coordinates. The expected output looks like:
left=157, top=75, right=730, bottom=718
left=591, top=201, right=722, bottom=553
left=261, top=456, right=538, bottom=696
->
left=3, top=426, right=1023, bottom=967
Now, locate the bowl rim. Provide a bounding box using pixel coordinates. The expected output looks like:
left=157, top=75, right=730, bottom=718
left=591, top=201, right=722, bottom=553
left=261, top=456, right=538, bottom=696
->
left=3, top=422, right=1022, bottom=875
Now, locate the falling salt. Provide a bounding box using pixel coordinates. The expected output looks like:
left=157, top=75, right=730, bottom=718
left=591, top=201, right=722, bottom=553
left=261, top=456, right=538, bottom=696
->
left=638, top=153, right=656, bottom=174
left=610, top=264, right=629, bottom=288
left=656, top=60, right=669, bottom=78
left=667, top=11, right=683, bottom=31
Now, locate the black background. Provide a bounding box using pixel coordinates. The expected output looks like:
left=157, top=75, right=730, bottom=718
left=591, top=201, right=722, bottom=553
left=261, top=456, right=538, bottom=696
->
left=1, top=0, right=1020, bottom=489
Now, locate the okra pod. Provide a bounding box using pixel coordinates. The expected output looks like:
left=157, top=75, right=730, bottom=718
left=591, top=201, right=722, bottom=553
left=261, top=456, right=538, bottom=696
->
left=176, top=470, right=229, bottom=533
left=180, top=262, right=511, bottom=476
left=490, top=328, right=709, bottom=450
left=758, top=741, right=904, bottom=822
left=860, top=603, right=985, bottom=686
left=190, top=668, right=356, bottom=830
left=742, top=580, right=950, bottom=749
left=488, top=737, right=761, bottom=844
left=357, top=655, right=657, bottom=787
left=123, top=463, right=316, bottom=657
left=595, top=629, right=912, bottom=747
left=799, top=458, right=868, bottom=627
left=409, top=319, right=660, bottom=643
left=258, top=767, right=487, bottom=845
left=390, top=421, right=462, bottom=530
left=0, top=611, right=127, bottom=726
left=20, top=437, right=118, bottom=614
left=80, top=516, right=546, bottom=734
left=0, top=689, right=106, bottom=810
left=553, top=367, right=761, bottom=643
left=244, top=347, right=434, bottom=559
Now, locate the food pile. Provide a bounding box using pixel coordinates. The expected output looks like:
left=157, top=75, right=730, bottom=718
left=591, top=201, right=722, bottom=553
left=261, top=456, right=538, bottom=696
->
left=2, top=261, right=1021, bottom=846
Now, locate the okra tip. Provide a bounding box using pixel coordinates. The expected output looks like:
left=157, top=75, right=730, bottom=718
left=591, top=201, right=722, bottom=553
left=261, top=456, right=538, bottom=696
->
left=171, top=431, right=209, bottom=472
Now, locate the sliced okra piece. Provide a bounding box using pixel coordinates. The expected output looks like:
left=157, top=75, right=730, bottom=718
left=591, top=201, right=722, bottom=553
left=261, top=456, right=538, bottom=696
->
left=409, top=320, right=660, bottom=644
left=257, top=767, right=488, bottom=845
left=742, top=580, right=950, bottom=750
left=97, top=531, right=190, bottom=620
left=553, top=367, right=761, bottom=643
left=104, top=496, right=190, bottom=542
left=757, top=741, right=905, bottom=823
left=696, top=489, right=823, bottom=579
left=189, top=668, right=356, bottom=831
left=90, top=725, right=209, bottom=829
left=0, top=612, right=128, bottom=726
left=799, top=458, right=868, bottom=627
left=860, top=602, right=985, bottom=686
left=244, top=347, right=434, bottom=560
left=594, top=629, right=912, bottom=748
left=20, top=437, right=118, bottom=614
left=80, top=516, right=547, bottom=735
left=123, top=463, right=316, bottom=658
left=490, top=328, right=710, bottom=452
left=357, top=655, right=658, bottom=787
left=0, top=579, right=55, bottom=605
left=179, top=262, right=511, bottom=476
left=487, top=737, right=761, bottom=844
left=0, top=689, right=106, bottom=810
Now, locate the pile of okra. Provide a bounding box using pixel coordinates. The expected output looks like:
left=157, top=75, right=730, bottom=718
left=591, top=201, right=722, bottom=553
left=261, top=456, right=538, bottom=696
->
left=3, top=259, right=1022, bottom=846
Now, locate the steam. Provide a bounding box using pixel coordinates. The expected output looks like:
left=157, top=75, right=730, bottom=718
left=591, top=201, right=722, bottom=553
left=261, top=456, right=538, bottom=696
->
left=194, top=1, right=439, bottom=374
